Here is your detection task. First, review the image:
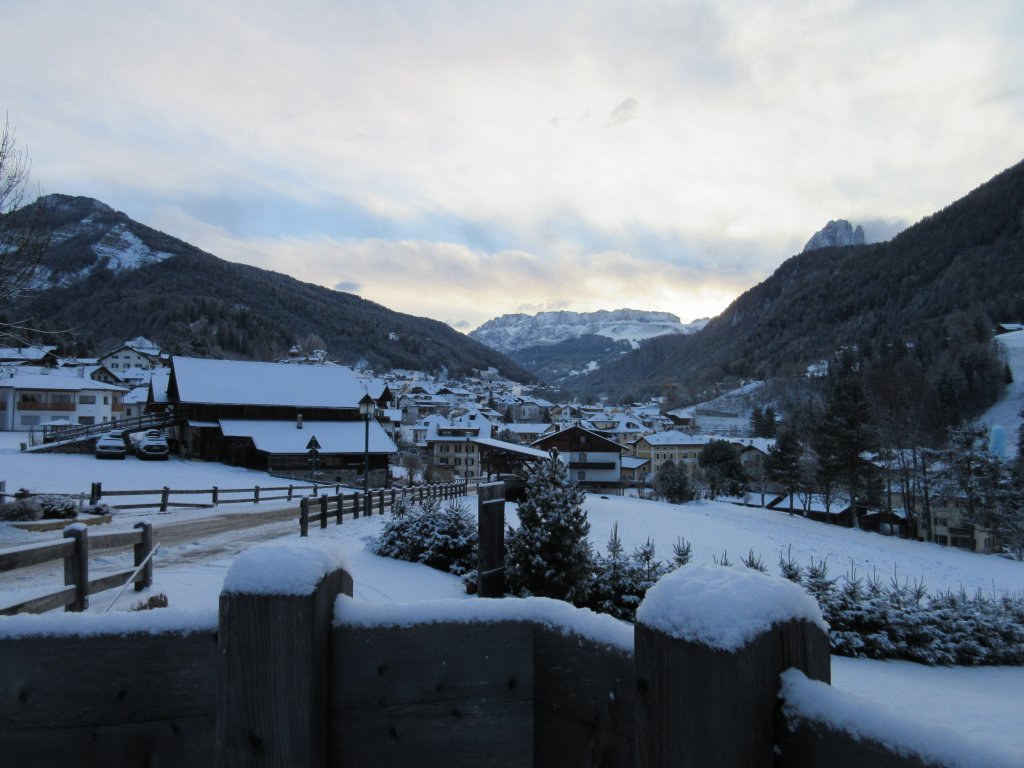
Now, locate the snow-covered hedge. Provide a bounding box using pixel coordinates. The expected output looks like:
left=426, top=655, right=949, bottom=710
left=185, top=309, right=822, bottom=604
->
left=783, top=553, right=1024, bottom=666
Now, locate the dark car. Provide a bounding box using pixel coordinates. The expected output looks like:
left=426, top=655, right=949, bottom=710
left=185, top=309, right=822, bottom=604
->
left=135, top=435, right=170, bottom=460
left=95, top=434, right=128, bottom=460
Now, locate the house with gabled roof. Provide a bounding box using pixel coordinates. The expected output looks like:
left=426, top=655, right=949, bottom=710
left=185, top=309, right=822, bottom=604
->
left=532, top=424, right=623, bottom=491
left=0, top=368, right=127, bottom=432
left=164, top=357, right=396, bottom=481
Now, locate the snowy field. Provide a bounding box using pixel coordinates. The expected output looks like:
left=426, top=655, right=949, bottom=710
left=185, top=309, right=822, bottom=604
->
left=2, top=432, right=1024, bottom=764
left=981, top=329, right=1024, bottom=459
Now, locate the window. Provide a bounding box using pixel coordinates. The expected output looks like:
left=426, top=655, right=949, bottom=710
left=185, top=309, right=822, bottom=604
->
left=78, top=416, right=95, bottom=425
left=467, top=458, right=475, bottom=466
left=455, top=458, right=463, bottom=466
left=20, top=415, right=40, bottom=426
left=578, top=471, right=586, bottom=480
left=79, top=395, right=96, bottom=405
left=103, top=396, right=110, bottom=404
left=579, top=452, right=587, bottom=462
left=20, top=393, right=41, bottom=403
left=440, top=445, right=449, bottom=453
left=439, top=458, right=449, bottom=465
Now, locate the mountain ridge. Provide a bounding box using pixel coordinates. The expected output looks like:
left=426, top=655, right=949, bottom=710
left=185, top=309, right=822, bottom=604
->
left=8, top=195, right=538, bottom=382
left=567, top=157, right=1024, bottom=400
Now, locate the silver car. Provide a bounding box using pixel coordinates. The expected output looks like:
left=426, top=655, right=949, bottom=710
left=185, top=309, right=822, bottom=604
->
left=95, top=434, right=127, bottom=460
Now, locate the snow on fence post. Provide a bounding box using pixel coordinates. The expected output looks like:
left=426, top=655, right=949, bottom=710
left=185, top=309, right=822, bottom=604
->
left=63, top=524, right=89, bottom=612
left=476, top=482, right=505, bottom=598
left=133, top=521, right=154, bottom=592
left=633, top=565, right=830, bottom=768
left=216, top=542, right=353, bottom=768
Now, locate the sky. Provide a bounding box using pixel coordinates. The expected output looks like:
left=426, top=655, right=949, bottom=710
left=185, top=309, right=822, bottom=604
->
left=3, top=1, right=1024, bottom=332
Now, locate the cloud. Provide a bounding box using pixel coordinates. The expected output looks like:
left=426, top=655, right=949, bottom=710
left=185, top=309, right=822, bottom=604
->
left=608, top=98, right=639, bottom=127
left=334, top=281, right=361, bottom=293
left=3, top=1, right=1024, bottom=329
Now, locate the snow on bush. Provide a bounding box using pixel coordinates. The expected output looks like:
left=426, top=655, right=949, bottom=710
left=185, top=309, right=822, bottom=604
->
left=372, top=497, right=478, bottom=577
left=781, top=552, right=1024, bottom=666
left=0, top=493, right=110, bottom=521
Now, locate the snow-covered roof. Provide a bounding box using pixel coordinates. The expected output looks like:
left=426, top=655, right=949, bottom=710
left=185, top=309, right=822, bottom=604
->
left=0, top=346, right=57, bottom=362
left=638, top=430, right=712, bottom=447
left=171, top=357, right=366, bottom=408
left=471, top=436, right=550, bottom=460
left=219, top=419, right=397, bottom=455
left=621, top=456, right=650, bottom=470
left=0, top=369, right=128, bottom=392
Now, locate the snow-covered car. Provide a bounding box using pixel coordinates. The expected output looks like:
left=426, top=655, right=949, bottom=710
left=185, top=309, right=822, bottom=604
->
left=95, top=434, right=128, bottom=460
left=135, top=435, right=170, bottom=460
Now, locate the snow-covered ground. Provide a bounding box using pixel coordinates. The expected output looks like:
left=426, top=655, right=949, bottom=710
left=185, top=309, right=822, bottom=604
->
left=980, top=329, right=1024, bottom=459
left=1, top=432, right=1023, bottom=763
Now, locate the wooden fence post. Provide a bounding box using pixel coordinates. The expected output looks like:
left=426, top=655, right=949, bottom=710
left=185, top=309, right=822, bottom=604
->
left=212, top=486, right=219, bottom=506
left=217, top=543, right=354, bottom=768
left=254, top=486, right=260, bottom=505
left=133, top=521, right=154, bottom=591
left=390, top=488, right=396, bottom=515
left=378, top=489, right=385, bottom=516
left=633, top=566, right=830, bottom=768
left=287, top=485, right=294, bottom=502
left=90, top=481, right=102, bottom=505
left=319, top=495, right=329, bottom=529
left=477, top=481, right=506, bottom=598
left=160, top=487, right=170, bottom=513
left=365, top=490, right=372, bottom=518
left=352, top=492, right=360, bottom=520
left=300, top=497, right=309, bottom=537
left=63, top=525, right=89, bottom=612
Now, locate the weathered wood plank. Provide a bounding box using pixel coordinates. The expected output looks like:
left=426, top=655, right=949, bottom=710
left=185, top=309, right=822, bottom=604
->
left=217, top=567, right=353, bottom=768
left=87, top=567, right=141, bottom=595
left=89, top=530, right=143, bottom=551
left=0, top=585, right=77, bottom=616
left=634, top=618, right=829, bottom=768
left=330, top=621, right=534, bottom=768
left=0, top=539, right=74, bottom=572
left=533, top=626, right=635, bottom=768
left=776, top=719, right=940, bottom=768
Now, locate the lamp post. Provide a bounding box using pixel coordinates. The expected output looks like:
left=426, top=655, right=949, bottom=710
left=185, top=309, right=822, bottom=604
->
left=358, top=394, right=375, bottom=507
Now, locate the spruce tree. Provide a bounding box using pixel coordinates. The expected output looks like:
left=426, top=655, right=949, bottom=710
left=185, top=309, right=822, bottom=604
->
left=766, top=428, right=803, bottom=514
left=505, top=450, right=593, bottom=604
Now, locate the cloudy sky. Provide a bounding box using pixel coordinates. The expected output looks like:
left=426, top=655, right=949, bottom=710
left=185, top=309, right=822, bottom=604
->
left=4, top=1, right=1023, bottom=331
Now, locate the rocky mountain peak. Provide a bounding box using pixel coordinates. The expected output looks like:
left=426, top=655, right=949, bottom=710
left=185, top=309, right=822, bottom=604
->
left=803, top=219, right=865, bottom=252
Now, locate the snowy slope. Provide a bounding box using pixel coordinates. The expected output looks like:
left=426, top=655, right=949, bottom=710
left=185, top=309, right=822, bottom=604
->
left=979, top=330, right=1024, bottom=458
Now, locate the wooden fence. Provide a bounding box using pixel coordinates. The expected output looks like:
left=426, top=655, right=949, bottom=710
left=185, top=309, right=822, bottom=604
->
left=298, top=482, right=469, bottom=536
left=0, top=522, right=155, bottom=615
left=0, top=479, right=477, bottom=514
left=0, top=548, right=956, bottom=768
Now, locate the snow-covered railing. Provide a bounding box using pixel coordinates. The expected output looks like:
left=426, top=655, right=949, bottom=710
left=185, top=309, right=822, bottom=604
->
left=1, top=543, right=957, bottom=768
left=0, top=521, right=155, bottom=615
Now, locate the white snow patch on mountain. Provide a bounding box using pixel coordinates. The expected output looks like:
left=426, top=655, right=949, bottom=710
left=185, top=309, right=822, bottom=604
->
left=92, top=225, right=172, bottom=271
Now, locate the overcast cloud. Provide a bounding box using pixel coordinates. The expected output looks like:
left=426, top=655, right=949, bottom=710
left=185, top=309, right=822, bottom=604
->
left=3, top=0, right=1023, bottom=330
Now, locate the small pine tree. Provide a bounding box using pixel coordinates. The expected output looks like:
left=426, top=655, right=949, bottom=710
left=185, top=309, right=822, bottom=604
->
left=671, top=536, right=692, bottom=568
left=505, top=451, right=593, bottom=604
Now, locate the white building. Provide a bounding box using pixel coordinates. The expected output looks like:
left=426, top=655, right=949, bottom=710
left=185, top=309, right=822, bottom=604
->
left=0, top=369, right=128, bottom=431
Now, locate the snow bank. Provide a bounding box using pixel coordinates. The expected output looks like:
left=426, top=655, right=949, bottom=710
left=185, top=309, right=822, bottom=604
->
left=0, top=607, right=217, bottom=639
left=781, top=669, right=1015, bottom=768
left=335, top=594, right=634, bottom=652
left=635, top=564, right=826, bottom=652
left=222, top=540, right=348, bottom=596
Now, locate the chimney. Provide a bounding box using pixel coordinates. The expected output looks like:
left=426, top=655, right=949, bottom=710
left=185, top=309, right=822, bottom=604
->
left=296, top=414, right=303, bottom=430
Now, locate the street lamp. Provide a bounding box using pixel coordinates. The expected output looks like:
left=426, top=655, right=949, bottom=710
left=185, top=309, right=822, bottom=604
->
left=358, top=394, right=375, bottom=506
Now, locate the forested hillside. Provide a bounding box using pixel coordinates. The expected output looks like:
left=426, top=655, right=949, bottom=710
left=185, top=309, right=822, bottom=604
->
left=569, top=157, right=1024, bottom=403
left=8, top=196, right=537, bottom=381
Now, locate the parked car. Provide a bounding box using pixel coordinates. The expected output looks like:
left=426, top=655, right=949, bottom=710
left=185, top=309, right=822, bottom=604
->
left=135, top=435, right=170, bottom=460
left=95, top=434, right=128, bottom=460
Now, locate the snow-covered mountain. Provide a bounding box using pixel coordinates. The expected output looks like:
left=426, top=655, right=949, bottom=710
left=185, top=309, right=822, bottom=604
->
left=469, top=309, right=708, bottom=354
left=30, top=195, right=174, bottom=288
left=802, top=219, right=865, bottom=252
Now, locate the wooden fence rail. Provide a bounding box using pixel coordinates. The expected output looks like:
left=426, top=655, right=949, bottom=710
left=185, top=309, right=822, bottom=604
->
left=0, top=522, right=155, bottom=615
left=299, top=482, right=469, bottom=536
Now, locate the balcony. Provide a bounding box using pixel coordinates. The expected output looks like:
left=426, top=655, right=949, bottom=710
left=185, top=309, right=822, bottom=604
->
left=19, top=402, right=75, bottom=412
